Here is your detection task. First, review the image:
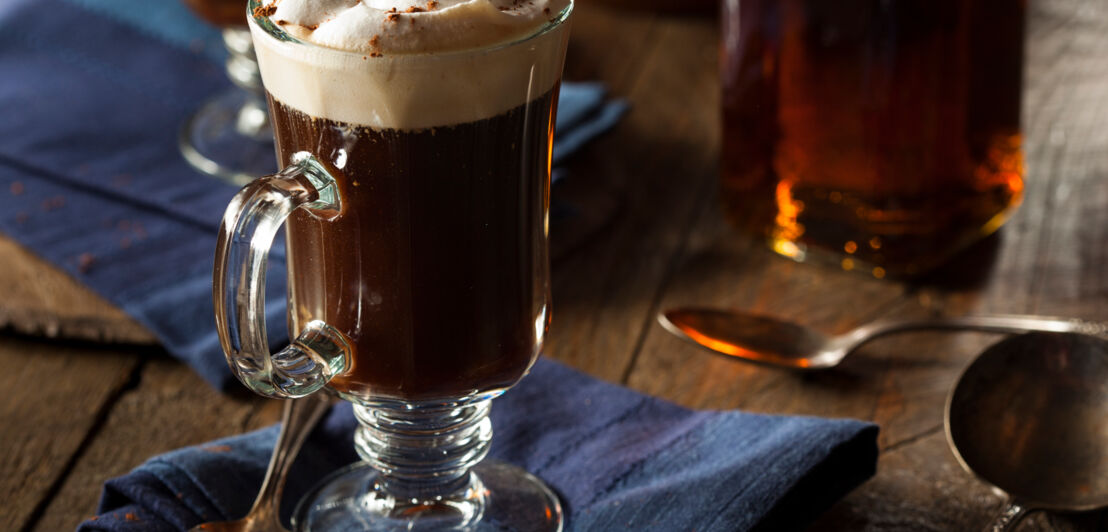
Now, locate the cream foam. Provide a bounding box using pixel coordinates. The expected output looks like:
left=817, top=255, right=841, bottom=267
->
left=250, top=0, right=572, bottom=130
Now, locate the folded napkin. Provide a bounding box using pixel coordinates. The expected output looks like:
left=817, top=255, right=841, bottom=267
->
left=0, top=0, right=627, bottom=390
left=79, top=358, right=878, bottom=532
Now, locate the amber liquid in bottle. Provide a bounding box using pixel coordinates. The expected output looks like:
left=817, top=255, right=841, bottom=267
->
left=721, top=0, right=1025, bottom=277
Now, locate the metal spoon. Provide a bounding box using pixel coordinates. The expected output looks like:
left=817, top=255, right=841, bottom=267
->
left=946, top=332, right=1108, bottom=531
left=658, top=307, right=1108, bottom=370
left=189, top=392, right=332, bottom=532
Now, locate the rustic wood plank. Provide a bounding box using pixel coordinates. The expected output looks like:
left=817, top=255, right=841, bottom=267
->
left=812, top=429, right=1108, bottom=531
left=31, top=357, right=279, bottom=531
left=548, top=12, right=721, bottom=383
left=628, top=191, right=909, bottom=419
left=550, top=3, right=663, bottom=262
left=0, top=235, right=156, bottom=345
left=0, top=337, right=139, bottom=531
left=561, top=2, right=661, bottom=88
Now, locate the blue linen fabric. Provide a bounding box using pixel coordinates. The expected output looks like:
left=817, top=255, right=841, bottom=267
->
left=79, top=358, right=879, bottom=532
left=0, top=0, right=625, bottom=390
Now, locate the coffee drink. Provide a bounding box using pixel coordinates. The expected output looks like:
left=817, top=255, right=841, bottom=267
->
left=214, top=2, right=574, bottom=526
left=274, top=91, right=557, bottom=401
left=251, top=0, right=570, bottom=401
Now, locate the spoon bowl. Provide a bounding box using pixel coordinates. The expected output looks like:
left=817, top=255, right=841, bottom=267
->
left=658, top=308, right=842, bottom=369
left=659, top=307, right=1108, bottom=370
left=946, top=333, right=1108, bottom=530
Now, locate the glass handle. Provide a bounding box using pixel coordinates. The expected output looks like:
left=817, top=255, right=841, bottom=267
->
left=213, top=155, right=349, bottom=398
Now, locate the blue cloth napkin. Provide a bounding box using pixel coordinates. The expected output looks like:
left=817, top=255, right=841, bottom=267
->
left=78, top=358, right=878, bottom=532
left=0, top=0, right=626, bottom=390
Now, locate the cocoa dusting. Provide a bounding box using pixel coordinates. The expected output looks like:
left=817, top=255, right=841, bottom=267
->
left=41, top=196, right=65, bottom=211
left=302, top=22, right=319, bottom=30
left=369, top=34, right=380, bottom=48
left=253, top=3, right=277, bottom=17
left=370, top=51, right=382, bottom=57
left=405, top=6, right=424, bottom=12
left=426, top=0, right=438, bottom=8
left=386, top=12, right=400, bottom=22
left=77, top=253, right=95, bottom=273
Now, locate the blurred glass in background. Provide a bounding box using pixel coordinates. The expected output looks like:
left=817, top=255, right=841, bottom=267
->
left=179, top=0, right=275, bottom=184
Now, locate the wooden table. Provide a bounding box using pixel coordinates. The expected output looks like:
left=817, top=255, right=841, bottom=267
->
left=4, top=1, right=1108, bottom=530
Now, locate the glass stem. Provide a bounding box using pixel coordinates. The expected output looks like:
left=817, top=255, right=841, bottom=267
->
left=354, top=400, right=493, bottom=503
left=222, top=27, right=271, bottom=140
left=223, top=27, right=263, bottom=95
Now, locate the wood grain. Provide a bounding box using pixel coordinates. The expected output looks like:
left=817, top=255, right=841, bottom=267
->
left=550, top=9, right=721, bottom=383
left=0, top=235, right=156, bottom=345
left=31, top=358, right=278, bottom=531
left=0, top=338, right=138, bottom=531
left=4, top=1, right=1108, bottom=530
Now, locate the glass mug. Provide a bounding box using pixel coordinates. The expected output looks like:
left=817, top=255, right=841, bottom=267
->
left=721, top=0, right=1026, bottom=278
left=179, top=0, right=275, bottom=185
left=213, top=2, right=573, bottom=530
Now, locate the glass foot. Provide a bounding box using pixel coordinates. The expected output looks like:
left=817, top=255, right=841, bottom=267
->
left=293, top=460, right=563, bottom=532
left=179, top=89, right=275, bottom=186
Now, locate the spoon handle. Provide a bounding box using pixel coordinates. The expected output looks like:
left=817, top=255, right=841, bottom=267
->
left=984, top=500, right=1030, bottom=532
left=250, top=393, right=333, bottom=523
left=860, top=314, right=1108, bottom=341
left=944, top=315, right=1108, bottom=336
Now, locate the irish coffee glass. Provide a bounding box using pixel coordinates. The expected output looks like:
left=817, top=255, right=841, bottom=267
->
left=213, top=2, right=573, bottom=530
left=179, top=0, right=275, bottom=185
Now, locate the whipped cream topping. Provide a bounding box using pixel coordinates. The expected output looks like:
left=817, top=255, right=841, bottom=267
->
left=267, top=0, right=570, bottom=55
left=250, top=0, right=572, bottom=130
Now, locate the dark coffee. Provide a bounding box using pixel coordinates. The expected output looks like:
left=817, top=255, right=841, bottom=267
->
left=271, top=90, right=557, bottom=402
